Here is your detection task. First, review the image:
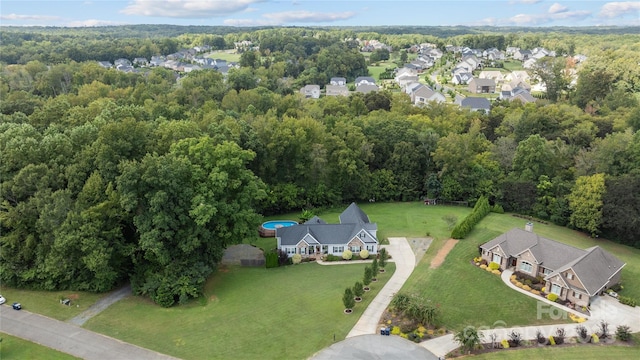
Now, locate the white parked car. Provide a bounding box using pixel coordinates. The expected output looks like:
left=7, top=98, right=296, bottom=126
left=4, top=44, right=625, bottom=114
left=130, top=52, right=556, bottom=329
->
left=0, top=295, right=6, bottom=305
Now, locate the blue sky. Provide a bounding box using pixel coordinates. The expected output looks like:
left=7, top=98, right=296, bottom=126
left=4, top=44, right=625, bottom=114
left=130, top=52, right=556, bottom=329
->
left=1, top=1, right=639, bottom=27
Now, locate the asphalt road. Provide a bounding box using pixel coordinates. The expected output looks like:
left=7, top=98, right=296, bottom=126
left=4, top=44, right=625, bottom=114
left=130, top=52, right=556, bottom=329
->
left=0, top=305, right=180, bottom=360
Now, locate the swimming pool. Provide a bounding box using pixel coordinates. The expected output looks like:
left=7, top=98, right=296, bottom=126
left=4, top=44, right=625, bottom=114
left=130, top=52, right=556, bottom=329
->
left=259, top=220, right=298, bottom=237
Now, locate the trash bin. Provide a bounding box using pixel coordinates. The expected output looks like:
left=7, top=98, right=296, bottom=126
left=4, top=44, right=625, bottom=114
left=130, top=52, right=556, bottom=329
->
left=384, top=327, right=390, bottom=336
left=380, top=327, right=385, bottom=335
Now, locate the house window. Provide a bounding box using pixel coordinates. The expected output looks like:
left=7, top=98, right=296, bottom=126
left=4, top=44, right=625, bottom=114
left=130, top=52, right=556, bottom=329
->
left=351, top=246, right=361, bottom=253
left=309, top=247, right=315, bottom=254
left=300, top=247, right=306, bottom=255
left=334, top=246, right=344, bottom=254
left=542, top=268, right=552, bottom=275
left=286, top=247, right=296, bottom=255
left=566, top=272, right=574, bottom=280
left=573, top=291, right=581, bottom=299
left=492, top=253, right=502, bottom=265
left=519, top=261, right=533, bottom=274
left=367, top=245, right=374, bottom=252
left=551, top=284, right=562, bottom=295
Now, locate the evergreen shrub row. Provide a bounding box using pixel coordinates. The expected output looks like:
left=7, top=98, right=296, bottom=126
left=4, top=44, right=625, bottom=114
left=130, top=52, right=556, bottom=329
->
left=451, top=196, right=491, bottom=239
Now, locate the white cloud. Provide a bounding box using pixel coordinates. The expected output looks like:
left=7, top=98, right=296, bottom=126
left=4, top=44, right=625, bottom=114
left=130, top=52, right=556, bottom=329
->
left=223, top=18, right=278, bottom=26
left=262, top=10, right=356, bottom=23
left=599, top=1, right=640, bottom=18
left=121, top=0, right=265, bottom=18
left=0, top=13, right=61, bottom=21
left=548, top=3, right=568, bottom=14
left=66, top=19, right=128, bottom=27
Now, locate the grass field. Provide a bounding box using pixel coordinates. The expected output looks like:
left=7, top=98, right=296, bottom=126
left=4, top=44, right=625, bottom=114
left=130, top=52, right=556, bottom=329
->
left=206, top=50, right=241, bottom=62
left=502, top=60, right=525, bottom=71
left=0, top=288, right=106, bottom=321
left=0, top=333, right=80, bottom=360
left=84, top=262, right=395, bottom=360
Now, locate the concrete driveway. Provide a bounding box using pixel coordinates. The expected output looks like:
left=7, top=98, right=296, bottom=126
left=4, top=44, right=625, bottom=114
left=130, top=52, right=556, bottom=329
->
left=0, top=305, right=179, bottom=360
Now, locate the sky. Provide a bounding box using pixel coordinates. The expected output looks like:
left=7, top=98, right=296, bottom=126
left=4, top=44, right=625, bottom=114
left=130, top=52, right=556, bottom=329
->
left=1, top=0, right=639, bottom=28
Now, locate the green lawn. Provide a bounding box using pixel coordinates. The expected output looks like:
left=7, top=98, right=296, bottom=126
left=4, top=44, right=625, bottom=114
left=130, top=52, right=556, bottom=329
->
left=207, top=50, right=241, bottom=62
left=468, top=341, right=640, bottom=359
left=84, top=262, right=395, bottom=360
left=0, top=288, right=106, bottom=321
left=502, top=60, right=525, bottom=71
left=0, top=333, right=80, bottom=360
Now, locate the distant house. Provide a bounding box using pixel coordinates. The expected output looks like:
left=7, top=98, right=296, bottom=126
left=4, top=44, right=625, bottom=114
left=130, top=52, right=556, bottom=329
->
left=501, top=87, right=537, bottom=104
left=149, top=56, right=165, bottom=67
left=276, top=203, right=378, bottom=258
left=468, top=78, right=496, bottom=94
left=478, top=71, right=505, bottom=83
left=479, top=227, right=625, bottom=308
left=325, top=85, right=350, bottom=97
left=330, top=77, right=347, bottom=86
left=394, top=67, right=418, bottom=81
left=355, top=76, right=376, bottom=87
left=396, top=75, right=419, bottom=89
left=452, top=72, right=473, bottom=85
left=356, top=84, right=379, bottom=94
left=411, top=85, right=446, bottom=106
left=133, top=57, right=148, bottom=66
left=97, top=61, right=112, bottom=69
left=114, top=58, right=132, bottom=67
left=300, top=85, right=321, bottom=99
left=514, top=49, right=532, bottom=61
left=460, top=97, right=491, bottom=112
left=523, top=58, right=537, bottom=69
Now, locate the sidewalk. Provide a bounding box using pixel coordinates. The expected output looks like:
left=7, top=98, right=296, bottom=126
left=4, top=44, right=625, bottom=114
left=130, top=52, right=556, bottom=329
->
left=346, top=237, right=416, bottom=338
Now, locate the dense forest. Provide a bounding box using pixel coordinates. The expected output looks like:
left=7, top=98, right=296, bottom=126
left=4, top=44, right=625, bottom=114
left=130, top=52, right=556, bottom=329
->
left=1, top=26, right=639, bottom=306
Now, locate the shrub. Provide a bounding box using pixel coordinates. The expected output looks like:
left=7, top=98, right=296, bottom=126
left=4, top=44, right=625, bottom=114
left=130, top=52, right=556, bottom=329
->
left=342, top=288, right=355, bottom=310
left=541, top=287, right=546, bottom=293
left=492, top=269, right=501, bottom=275
left=353, top=281, right=364, bottom=298
left=618, top=296, right=637, bottom=307
left=522, top=285, right=531, bottom=291
left=491, top=204, right=505, bottom=213
left=485, top=266, right=493, bottom=272
left=488, top=262, right=500, bottom=270
left=501, top=339, right=509, bottom=348
left=610, top=283, right=623, bottom=292
left=575, top=325, right=588, bottom=341
left=363, top=266, right=373, bottom=286
left=480, top=264, right=487, bottom=269
left=342, top=250, right=353, bottom=260
left=265, top=252, right=279, bottom=268
left=325, top=254, right=342, bottom=262
left=378, top=248, right=388, bottom=268
left=451, top=196, right=491, bottom=239
left=616, top=325, right=632, bottom=342
left=391, top=326, right=401, bottom=335
left=549, top=335, right=556, bottom=345
left=591, top=333, right=599, bottom=343
left=598, top=320, right=610, bottom=339
left=277, top=249, right=290, bottom=266
left=546, top=293, right=558, bottom=302
left=555, top=328, right=566, bottom=344
left=508, top=331, right=522, bottom=347
left=391, top=293, right=411, bottom=312
left=371, top=257, right=379, bottom=274
left=454, top=326, right=484, bottom=354
left=531, top=289, right=541, bottom=295
left=515, top=281, right=523, bottom=288
left=359, top=249, right=369, bottom=259
left=292, top=253, right=302, bottom=264
left=536, top=330, right=546, bottom=344
left=510, top=275, right=517, bottom=281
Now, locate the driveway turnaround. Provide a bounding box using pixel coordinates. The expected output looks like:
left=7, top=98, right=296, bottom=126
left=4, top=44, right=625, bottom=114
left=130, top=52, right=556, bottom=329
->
left=0, top=306, right=179, bottom=360
left=310, top=334, right=438, bottom=360
left=347, top=237, right=416, bottom=338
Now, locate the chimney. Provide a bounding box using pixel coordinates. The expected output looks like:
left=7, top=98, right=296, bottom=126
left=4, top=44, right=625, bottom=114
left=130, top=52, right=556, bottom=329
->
left=525, top=222, right=533, bottom=232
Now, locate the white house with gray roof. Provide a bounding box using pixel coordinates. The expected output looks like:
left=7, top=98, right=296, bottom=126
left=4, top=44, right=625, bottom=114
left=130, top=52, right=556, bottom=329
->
left=276, top=203, right=378, bottom=258
left=480, top=227, right=625, bottom=307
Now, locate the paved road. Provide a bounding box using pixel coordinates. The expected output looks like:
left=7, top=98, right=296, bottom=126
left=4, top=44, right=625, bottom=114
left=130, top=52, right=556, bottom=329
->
left=346, top=237, right=416, bottom=338
left=0, top=305, right=180, bottom=360
left=68, top=284, right=132, bottom=326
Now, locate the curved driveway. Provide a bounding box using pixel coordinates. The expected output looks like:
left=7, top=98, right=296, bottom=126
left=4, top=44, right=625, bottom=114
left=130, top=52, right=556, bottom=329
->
left=0, top=305, right=179, bottom=360
left=347, top=237, right=416, bottom=338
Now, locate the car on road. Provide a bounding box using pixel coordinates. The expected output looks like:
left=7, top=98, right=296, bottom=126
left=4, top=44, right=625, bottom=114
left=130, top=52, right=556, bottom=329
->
left=0, top=295, right=5, bottom=305
left=12, top=302, right=22, bottom=310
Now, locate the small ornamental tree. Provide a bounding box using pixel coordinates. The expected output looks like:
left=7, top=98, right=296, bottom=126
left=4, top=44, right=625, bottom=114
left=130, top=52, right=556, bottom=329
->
left=379, top=248, right=388, bottom=269
left=292, top=253, right=302, bottom=264
left=343, top=287, right=355, bottom=312
left=454, top=326, right=484, bottom=354
left=277, top=249, right=289, bottom=266
left=616, top=325, right=632, bottom=342
left=363, top=266, right=373, bottom=287
left=371, top=257, right=379, bottom=274
left=359, top=249, right=369, bottom=259
left=342, top=249, right=353, bottom=260
left=353, top=281, right=364, bottom=300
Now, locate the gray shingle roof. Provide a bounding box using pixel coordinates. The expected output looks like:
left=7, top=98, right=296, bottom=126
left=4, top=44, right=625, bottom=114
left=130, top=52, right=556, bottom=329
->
left=481, top=228, right=625, bottom=295
left=339, top=202, right=371, bottom=224
left=461, top=97, right=491, bottom=110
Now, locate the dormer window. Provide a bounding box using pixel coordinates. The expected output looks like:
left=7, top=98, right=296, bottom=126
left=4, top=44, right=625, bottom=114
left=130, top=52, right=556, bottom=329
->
left=566, top=272, right=574, bottom=280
